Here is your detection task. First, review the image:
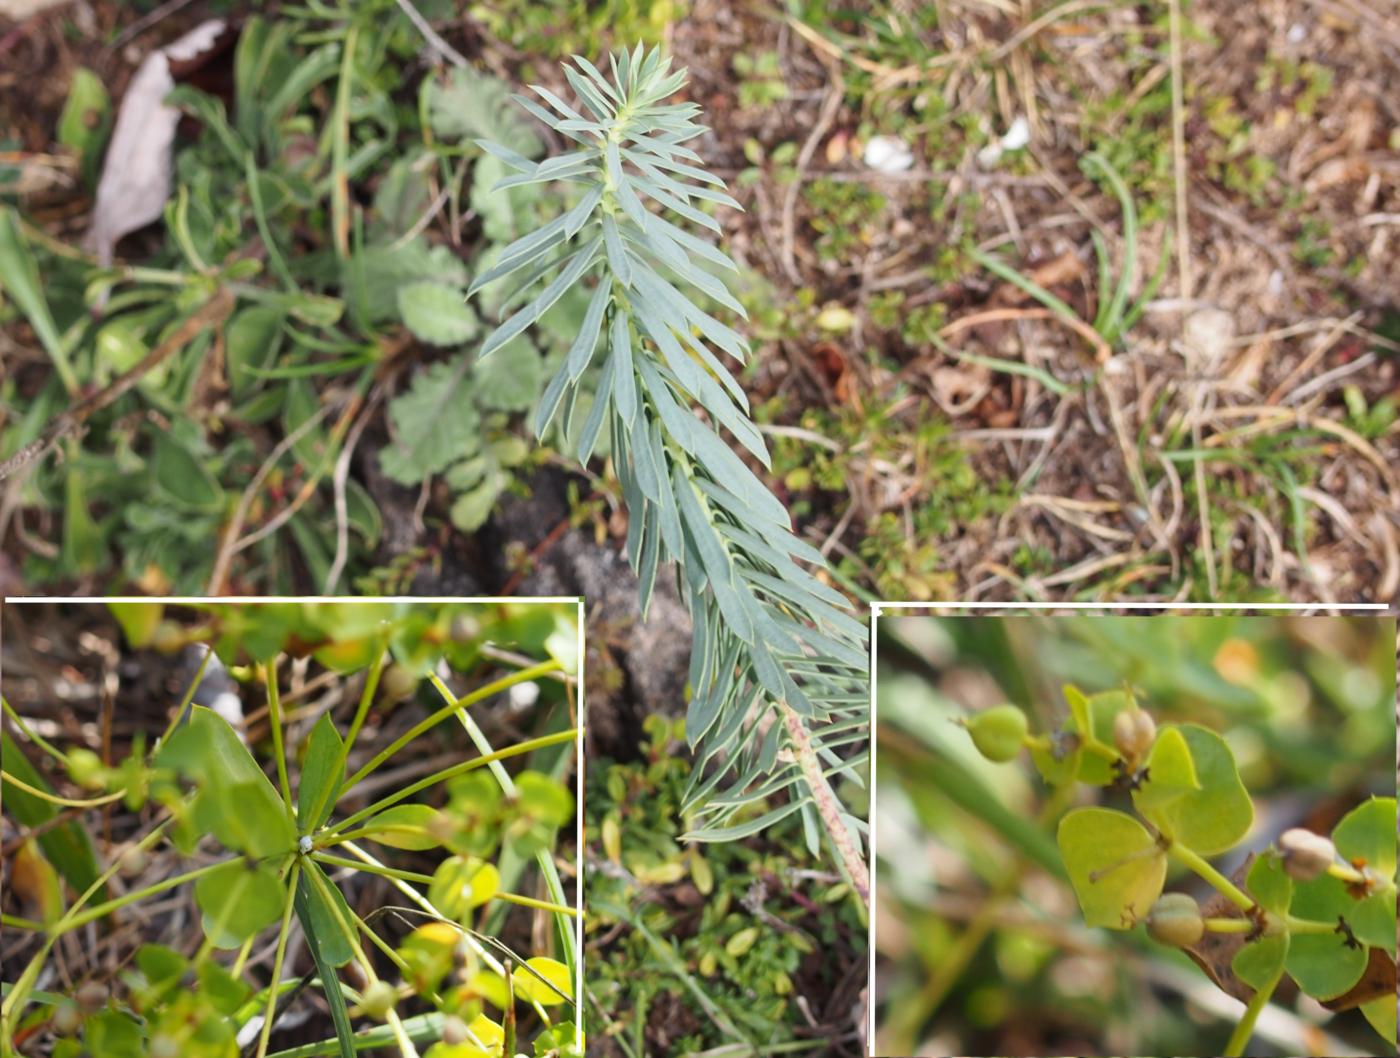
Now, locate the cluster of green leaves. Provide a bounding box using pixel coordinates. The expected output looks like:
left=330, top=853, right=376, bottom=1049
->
left=1, top=601, right=581, bottom=1058
left=966, top=683, right=1396, bottom=1051
left=586, top=716, right=863, bottom=1056
left=762, top=393, right=1008, bottom=601
left=466, top=45, right=870, bottom=868
left=0, top=3, right=584, bottom=592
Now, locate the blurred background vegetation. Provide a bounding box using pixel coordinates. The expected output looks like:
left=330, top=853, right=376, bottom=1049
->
left=874, top=614, right=1395, bottom=1057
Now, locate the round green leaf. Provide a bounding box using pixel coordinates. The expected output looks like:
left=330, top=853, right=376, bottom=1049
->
left=1030, top=730, right=1081, bottom=787
left=1057, top=807, right=1167, bottom=929
left=1232, top=934, right=1288, bottom=991
left=1075, top=689, right=1134, bottom=786
left=1132, top=726, right=1200, bottom=817
left=195, top=861, right=285, bottom=948
left=512, top=956, right=572, bottom=1006
left=1245, top=852, right=1293, bottom=915
left=1285, top=873, right=1369, bottom=1001
left=428, top=855, right=500, bottom=919
left=1332, top=796, right=1396, bottom=880
left=1360, top=995, right=1396, bottom=1048
left=1134, top=724, right=1252, bottom=855
left=360, top=804, right=443, bottom=850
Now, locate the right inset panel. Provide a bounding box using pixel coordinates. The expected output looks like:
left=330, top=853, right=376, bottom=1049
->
left=873, top=614, right=1396, bottom=1058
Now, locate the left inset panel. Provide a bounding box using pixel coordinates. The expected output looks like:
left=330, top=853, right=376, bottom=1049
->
left=1, top=598, right=583, bottom=1058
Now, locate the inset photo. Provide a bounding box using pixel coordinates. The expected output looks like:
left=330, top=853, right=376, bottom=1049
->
left=1, top=598, right=582, bottom=1058
left=873, top=614, right=1396, bottom=1058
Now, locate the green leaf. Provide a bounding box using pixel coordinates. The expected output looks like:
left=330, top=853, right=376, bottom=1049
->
left=397, top=281, right=480, bottom=346
left=1074, top=689, right=1133, bottom=786
left=473, top=334, right=543, bottom=412
left=58, top=67, right=110, bottom=163
left=1245, top=852, right=1293, bottom=915
left=297, top=714, right=344, bottom=834
left=298, top=862, right=357, bottom=968
left=1285, top=872, right=1369, bottom=1000
left=427, top=67, right=543, bottom=154
left=513, top=957, right=572, bottom=1006
left=1232, top=934, right=1288, bottom=991
left=360, top=804, right=443, bottom=850
left=1361, top=995, right=1396, bottom=1047
left=1332, top=796, right=1396, bottom=879
left=152, top=432, right=224, bottom=513
left=1133, top=724, right=1252, bottom=855
left=428, top=856, right=500, bottom=919
left=1063, top=684, right=1091, bottom=735
left=0, top=206, right=76, bottom=392
left=156, top=707, right=296, bottom=859
left=1057, top=807, right=1166, bottom=929
left=380, top=359, right=481, bottom=484
left=294, top=875, right=355, bottom=1058
left=1131, top=726, right=1200, bottom=816
left=1029, top=731, right=1082, bottom=788
left=198, top=960, right=252, bottom=1015
left=107, top=602, right=164, bottom=648
left=194, top=860, right=285, bottom=947
left=0, top=733, right=104, bottom=897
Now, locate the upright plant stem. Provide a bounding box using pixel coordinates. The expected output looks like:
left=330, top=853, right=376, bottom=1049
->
left=780, top=701, right=868, bottom=907
left=255, top=862, right=302, bottom=1058
left=1223, top=968, right=1281, bottom=1057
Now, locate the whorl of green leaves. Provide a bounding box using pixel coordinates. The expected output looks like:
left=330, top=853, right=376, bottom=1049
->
left=469, top=46, right=868, bottom=852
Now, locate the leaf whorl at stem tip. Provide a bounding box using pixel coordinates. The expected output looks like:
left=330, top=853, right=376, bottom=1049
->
left=470, top=45, right=869, bottom=879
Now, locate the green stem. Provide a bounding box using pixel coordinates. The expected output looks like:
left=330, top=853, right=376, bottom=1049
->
left=1283, top=914, right=1349, bottom=936
left=255, top=863, right=302, bottom=1058
left=312, top=852, right=430, bottom=884
left=0, top=770, right=125, bottom=808
left=1169, top=842, right=1253, bottom=912
left=1203, top=917, right=1254, bottom=933
left=158, top=646, right=214, bottom=747
left=265, top=660, right=296, bottom=824
left=2, top=698, right=68, bottom=765
left=328, top=727, right=577, bottom=836
left=1223, top=968, right=1282, bottom=1057
left=55, top=859, right=233, bottom=934
left=339, top=660, right=561, bottom=794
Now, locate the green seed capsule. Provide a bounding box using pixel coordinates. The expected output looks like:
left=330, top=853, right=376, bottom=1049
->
left=1279, top=828, right=1336, bottom=881
left=360, top=980, right=398, bottom=1021
left=379, top=663, right=419, bottom=704
left=1146, top=892, right=1204, bottom=947
left=66, top=749, right=106, bottom=791
left=51, top=1000, right=81, bottom=1036
left=966, top=705, right=1028, bottom=763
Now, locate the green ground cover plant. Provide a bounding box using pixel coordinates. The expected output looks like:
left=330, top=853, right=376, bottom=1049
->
left=875, top=615, right=1396, bottom=1057
left=1, top=600, right=580, bottom=1058
left=585, top=715, right=865, bottom=1057
left=967, top=686, right=1397, bottom=1055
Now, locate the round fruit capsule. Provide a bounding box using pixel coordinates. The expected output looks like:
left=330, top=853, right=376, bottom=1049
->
left=51, top=1000, right=81, bottom=1036
left=379, top=663, right=419, bottom=704
left=66, top=749, right=106, bottom=791
left=965, top=705, right=1028, bottom=763
left=1146, top=892, right=1205, bottom=947
left=1113, top=708, right=1157, bottom=759
left=360, top=980, right=398, bottom=1021
left=1279, top=828, right=1336, bottom=881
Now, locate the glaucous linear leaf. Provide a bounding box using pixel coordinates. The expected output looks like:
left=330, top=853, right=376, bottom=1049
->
left=683, top=799, right=807, bottom=843
left=474, top=139, right=536, bottom=173
left=571, top=55, right=621, bottom=103
left=610, top=311, right=637, bottom=426
left=563, top=66, right=612, bottom=121
left=601, top=214, right=632, bottom=287
left=481, top=235, right=601, bottom=358
left=630, top=174, right=721, bottom=232
left=564, top=281, right=610, bottom=381
left=576, top=352, right=614, bottom=462
left=510, top=94, right=589, bottom=146
left=528, top=83, right=590, bottom=125
left=674, top=475, right=755, bottom=644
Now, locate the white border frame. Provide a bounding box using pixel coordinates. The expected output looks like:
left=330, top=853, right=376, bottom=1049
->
left=1, top=593, right=588, bottom=1049
left=866, top=599, right=1391, bottom=1055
